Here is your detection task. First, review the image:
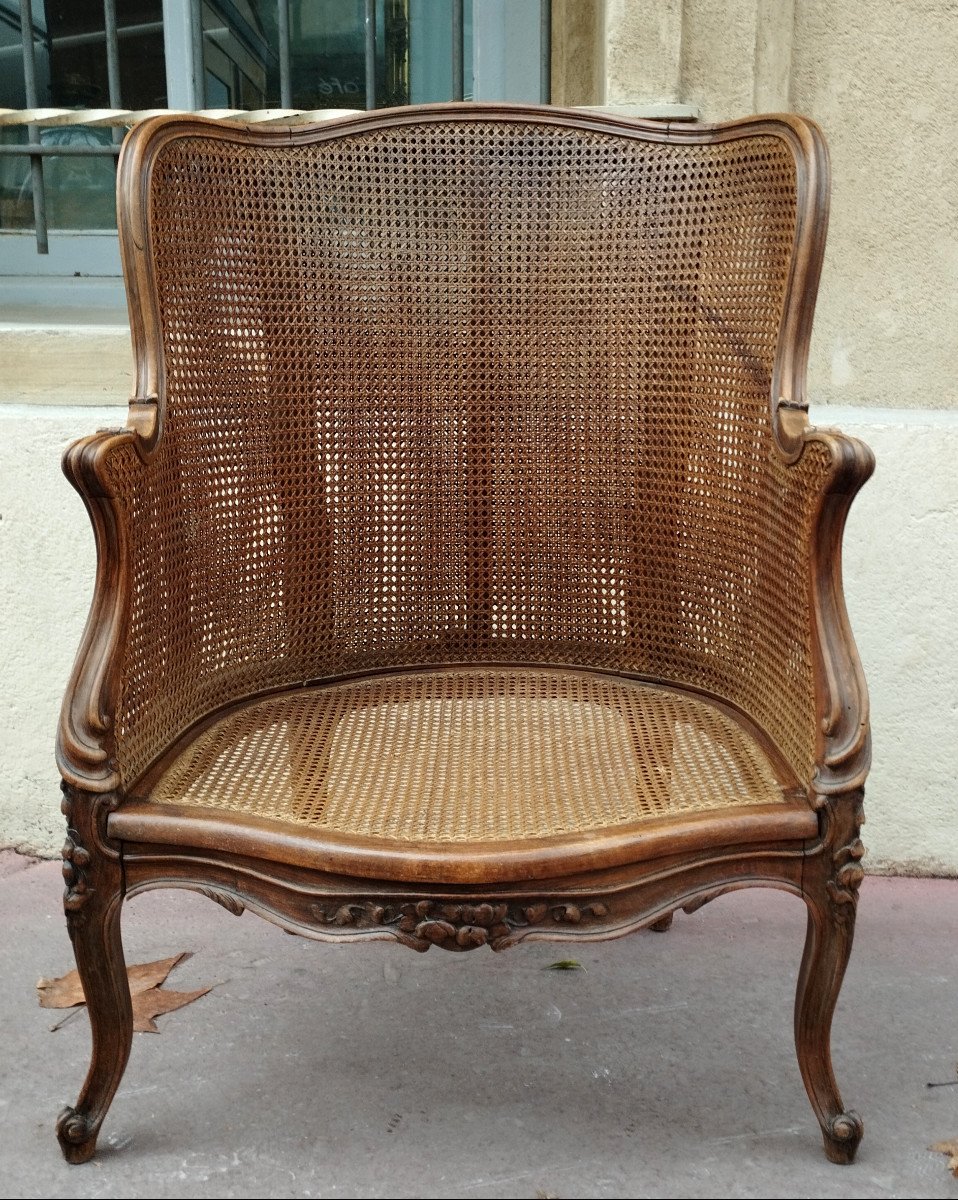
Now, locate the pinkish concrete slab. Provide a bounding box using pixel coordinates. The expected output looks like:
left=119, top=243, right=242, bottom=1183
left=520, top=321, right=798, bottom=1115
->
left=2, top=864, right=956, bottom=1198
left=0, top=848, right=43, bottom=878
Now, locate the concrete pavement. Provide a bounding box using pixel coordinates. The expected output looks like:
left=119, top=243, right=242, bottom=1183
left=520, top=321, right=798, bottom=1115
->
left=3, top=853, right=956, bottom=1199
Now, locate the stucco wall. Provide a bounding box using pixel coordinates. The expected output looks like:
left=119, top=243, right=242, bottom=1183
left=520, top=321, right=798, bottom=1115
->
left=833, top=409, right=958, bottom=875
left=551, top=0, right=605, bottom=107
left=596, top=0, right=958, bottom=412
left=1, top=405, right=114, bottom=855
left=790, top=2, right=958, bottom=411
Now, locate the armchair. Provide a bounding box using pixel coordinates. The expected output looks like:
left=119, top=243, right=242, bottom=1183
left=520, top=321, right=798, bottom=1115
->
left=56, top=104, right=873, bottom=1165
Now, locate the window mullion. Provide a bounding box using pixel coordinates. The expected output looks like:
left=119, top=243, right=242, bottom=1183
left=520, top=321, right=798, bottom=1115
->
left=162, top=0, right=200, bottom=109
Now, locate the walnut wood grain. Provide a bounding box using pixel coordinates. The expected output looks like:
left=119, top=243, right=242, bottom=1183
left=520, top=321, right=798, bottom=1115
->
left=796, top=789, right=866, bottom=1163
left=56, top=786, right=131, bottom=1164
left=109, top=797, right=817, bottom=885
left=55, top=103, right=872, bottom=1166
left=121, top=839, right=808, bottom=950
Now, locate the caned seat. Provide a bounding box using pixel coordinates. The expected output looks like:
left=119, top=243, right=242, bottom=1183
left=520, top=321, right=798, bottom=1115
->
left=56, top=104, right=873, bottom=1166
left=115, top=668, right=814, bottom=882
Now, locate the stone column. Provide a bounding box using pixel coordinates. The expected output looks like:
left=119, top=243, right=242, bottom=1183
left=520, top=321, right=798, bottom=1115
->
left=595, top=0, right=795, bottom=119
left=550, top=0, right=605, bottom=107
left=605, top=0, right=684, bottom=105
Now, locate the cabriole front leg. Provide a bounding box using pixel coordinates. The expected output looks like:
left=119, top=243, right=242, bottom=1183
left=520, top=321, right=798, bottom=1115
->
left=795, top=792, right=865, bottom=1164
left=57, top=788, right=132, bottom=1164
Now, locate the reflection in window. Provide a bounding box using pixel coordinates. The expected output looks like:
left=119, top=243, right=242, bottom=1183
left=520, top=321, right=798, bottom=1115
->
left=0, top=0, right=474, bottom=232
left=0, top=0, right=165, bottom=230
left=203, top=1, right=410, bottom=110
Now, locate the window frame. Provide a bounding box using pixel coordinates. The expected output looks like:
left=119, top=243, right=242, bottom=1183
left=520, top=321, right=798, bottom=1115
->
left=0, top=0, right=549, bottom=301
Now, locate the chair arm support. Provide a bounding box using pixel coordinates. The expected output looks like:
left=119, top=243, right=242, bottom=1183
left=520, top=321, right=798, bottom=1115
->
left=802, top=426, right=875, bottom=795
left=628, top=423, right=873, bottom=794
left=58, top=418, right=328, bottom=796
left=55, top=416, right=874, bottom=805
left=57, top=429, right=140, bottom=794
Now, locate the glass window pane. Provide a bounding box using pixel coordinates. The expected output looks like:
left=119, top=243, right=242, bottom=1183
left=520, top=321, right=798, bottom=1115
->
left=0, top=126, right=117, bottom=231
left=44, top=0, right=167, bottom=109
left=0, top=0, right=166, bottom=232
left=200, top=1, right=412, bottom=110
left=0, top=0, right=538, bottom=244
left=409, top=0, right=473, bottom=104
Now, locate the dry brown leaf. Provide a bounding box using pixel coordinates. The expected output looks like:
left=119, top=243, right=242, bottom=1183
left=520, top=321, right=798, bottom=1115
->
left=37, top=952, right=210, bottom=1033
left=931, top=1139, right=958, bottom=1177
left=126, top=953, right=192, bottom=994
left=36, top=969, right=87, bottom=1010
left=38, top=952, right=190, bottom=1011
left=131, top=986, right=211, bottom=1034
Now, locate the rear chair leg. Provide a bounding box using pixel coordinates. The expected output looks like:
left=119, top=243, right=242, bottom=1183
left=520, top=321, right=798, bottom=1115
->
left=795, top=794, right=865, bottom=1164
left=57, top=791, right=133, bottom=1164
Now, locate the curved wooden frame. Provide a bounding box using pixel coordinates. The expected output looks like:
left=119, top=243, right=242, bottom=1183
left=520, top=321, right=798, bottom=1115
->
left=112, top=104, right=828, bottom=464
left=54, top=104, right=873, bottom=1167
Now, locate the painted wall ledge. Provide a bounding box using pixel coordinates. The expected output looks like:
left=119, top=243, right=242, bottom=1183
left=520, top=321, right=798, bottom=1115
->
left=0, top=325, right=132, bottom=407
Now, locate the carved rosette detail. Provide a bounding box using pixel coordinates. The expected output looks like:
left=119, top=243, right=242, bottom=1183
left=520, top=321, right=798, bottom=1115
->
left=823, top=792, right=866, bottom=931
left=61, top=833, right=93, bottom=913
left=60, top=788, right=93, bottom=914
left=59, top=784, right=120, bottom=918
left=309, top=897, right=611, bottom=951
left=826, top=837, right=865, bottom=905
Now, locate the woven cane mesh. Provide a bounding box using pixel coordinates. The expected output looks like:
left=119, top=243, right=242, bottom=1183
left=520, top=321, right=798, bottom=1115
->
left=108, top=114, right=828, bottom=797
left=146, top=670, right=786, bottom=842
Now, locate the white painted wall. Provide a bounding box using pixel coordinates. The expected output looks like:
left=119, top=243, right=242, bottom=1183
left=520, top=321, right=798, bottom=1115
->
left=830, top=409, right=958, bottom=876
left=1, top=400, right=954, bottom=874
left=1, top=404, right=119, bottom=854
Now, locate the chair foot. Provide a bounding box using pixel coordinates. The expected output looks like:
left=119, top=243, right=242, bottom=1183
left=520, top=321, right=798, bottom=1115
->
left=821, top=1110, right=864, bottom=1164
left=795, top=895, right=863, bottom=1162
left=57, top=1107, right=101, bottom=1164
left=58, top=791, right=133, bottom=1164
left=649, top=912, right=674, bottom=932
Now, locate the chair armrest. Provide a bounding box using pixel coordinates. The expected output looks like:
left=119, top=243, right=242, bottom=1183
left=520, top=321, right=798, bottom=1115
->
left=58, top=416, right=333, bottom=796
left=636, top=420, right=873, bottom=796
left=742, top=424, right=873, bottom=795
left=57, top=428, right=142, bottom=793
left=802, top=425, right=874, bottom=796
